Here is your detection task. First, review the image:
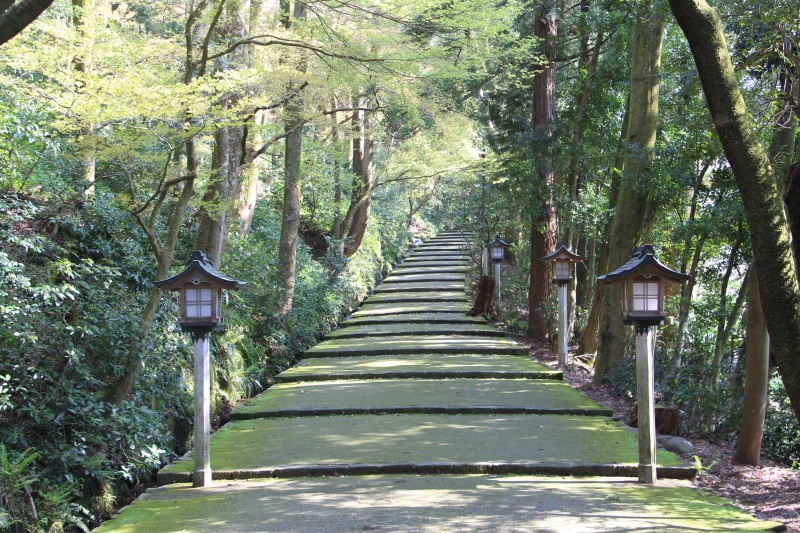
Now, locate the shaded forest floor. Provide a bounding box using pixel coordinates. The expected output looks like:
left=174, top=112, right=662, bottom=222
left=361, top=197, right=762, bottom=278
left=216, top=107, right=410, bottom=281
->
left=522, top=339, right=800, bottom=532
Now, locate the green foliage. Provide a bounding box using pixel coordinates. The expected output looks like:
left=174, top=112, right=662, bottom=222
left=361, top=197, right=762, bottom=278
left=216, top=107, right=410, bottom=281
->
left=763, top=373, right=800, bottom=464
left=692, top=454, right=719, bottom=477
left=0, top=444, right=92, bottom=533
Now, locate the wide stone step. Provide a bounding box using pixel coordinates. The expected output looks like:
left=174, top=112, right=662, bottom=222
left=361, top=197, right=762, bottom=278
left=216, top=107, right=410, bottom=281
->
left=231, top=379, right=612, bottom=420
left=102, top=475, right=785, bottom=533
left=409, top=251, right=468, bottom=257
left=365, top=292, right=468, bottom=304
left=403, top=255, right=468, bottom=263
left=341, top=312, right=486, bottom=327
left=382, top=273, right=464, bottom=283
left=376, top=281, right=465, bottom=293
left=350, top=302, right=472, bottom=317
left=305, top=334, right=527, bottom=357
left=278, top=354, right=561, bottom=382
left=156, top=414, right=692, bottom=484
left=325, top=322, right=504, bottom=339
left=391, top=265, right=468, bottom=275
left=414, top=244, right=464, bottom=251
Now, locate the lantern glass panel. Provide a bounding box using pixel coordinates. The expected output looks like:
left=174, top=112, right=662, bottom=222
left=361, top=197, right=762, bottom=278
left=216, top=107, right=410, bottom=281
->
left=632, top=281, right=660, bottom=312
left=554, top=260, right=571, bottom=279
left=186, top=287, right=213, bottom=318
left=490, top=246, right=504, bottom=260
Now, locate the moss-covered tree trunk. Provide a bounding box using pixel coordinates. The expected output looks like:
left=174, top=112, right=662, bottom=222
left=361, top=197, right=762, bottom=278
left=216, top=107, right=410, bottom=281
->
left=670, top=0, right=800, bottom=420
left=593, top=3, right=665, bottom=383
left=526, top=0, right=558, bottom=340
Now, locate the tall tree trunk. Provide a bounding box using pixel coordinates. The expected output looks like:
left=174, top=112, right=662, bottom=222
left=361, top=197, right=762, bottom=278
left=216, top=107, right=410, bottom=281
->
left=331, top=103, right=343, bottom=238
left=670, top=0, right=800, bottom=419
left=278, top=106, right=303, bottom=317
left=342, top=107, right=373, bottom=257
left=527, top=0, right=558, bottom=339
left=238, top=110, right=268, bottom=234
left=276, top=0, right=306, bottom=318
left=72, top=0, right=95, bottom=196
left=735, top=265, right=769, bottom=465
left=194, top=119, right=245, bottom=268
left=593, top=2, right=665, bottom=383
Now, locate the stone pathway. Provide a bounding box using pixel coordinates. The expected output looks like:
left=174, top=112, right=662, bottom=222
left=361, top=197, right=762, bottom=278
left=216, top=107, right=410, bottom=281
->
left=97, top=232, right=786, bottom=532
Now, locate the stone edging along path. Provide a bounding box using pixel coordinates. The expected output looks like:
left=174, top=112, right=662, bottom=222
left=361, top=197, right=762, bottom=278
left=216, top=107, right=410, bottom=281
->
left=156, top=231, right=696, bottom=485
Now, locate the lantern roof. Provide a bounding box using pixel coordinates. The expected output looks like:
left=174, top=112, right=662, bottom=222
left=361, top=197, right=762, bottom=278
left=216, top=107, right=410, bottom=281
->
left=541, top=242, right=583, bottom=263
left=598, top=244, right=690, bottom=285
left=154, top=251, right=247, bottom=291
left=485, top=236, right=510, bottom=249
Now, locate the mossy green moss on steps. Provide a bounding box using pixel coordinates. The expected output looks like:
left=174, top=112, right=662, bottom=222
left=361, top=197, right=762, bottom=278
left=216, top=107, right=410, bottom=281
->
left=350, top=302, right=472, bottom=316
left=340, top=312, right=485, bottom=327
left=382, top=273, right=465, bottom=283
left=276, top=353, right=562, bottom=382
left=94, top=476, right=788, bottom=533
left=157, top=413, right=690, bottom=484
left=376, top=281, right=466, bottom=292
left=231, top=379, right=611, bottom=419
left=365, top=291, right=468, bottom=304
left=305, top=334, right=528, bottom=357
left=325, top=322, right=504, bottom=339
left=390, top=265, right=468, bottom=275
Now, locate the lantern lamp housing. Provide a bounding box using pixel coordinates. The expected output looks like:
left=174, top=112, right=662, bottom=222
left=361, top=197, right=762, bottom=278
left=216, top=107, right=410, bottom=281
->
left=541, top=243, right=583, bottom=284
left=485, top=236, right=510, bottom=263
left=597, top=244, right=689, bottom=326
left=154, top=251, right=246, bottom=333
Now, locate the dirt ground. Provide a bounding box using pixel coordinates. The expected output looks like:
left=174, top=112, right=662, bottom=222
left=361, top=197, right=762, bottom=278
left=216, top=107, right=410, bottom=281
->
left=525, top=339, right=800, bottom=532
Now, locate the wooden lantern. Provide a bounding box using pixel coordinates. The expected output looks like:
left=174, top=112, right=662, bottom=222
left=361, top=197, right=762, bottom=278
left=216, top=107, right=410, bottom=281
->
left=541, top=243, right=583, bottom=284
left=155, top=251, right=246, bottom=333
left=598, top=244, right=689, bottom=327
left=485, top=236, right=509, bottom=263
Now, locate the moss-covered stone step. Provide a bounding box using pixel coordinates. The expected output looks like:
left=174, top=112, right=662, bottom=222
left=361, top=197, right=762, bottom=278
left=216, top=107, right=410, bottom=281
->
left=382, top=273, right=465, bottom=283
left=277, top=354, right=561, bottom=382
left=350, top=302, right=472, bottom=317
left=230, top=379, right=611, bottom=420
left=391, top=265, right=468, bottom=275
left=376, top=281, right=465, bottom=293
left=410, top=250, right=468, bottom=257
left=414, top=244, right=464, bottom=250
left=364, top=292, right=467, bottom=304
left=97, top=474, right=787, bottom=533
left=156, top=414, right=692, bottom=485
left=325, top=322, right=503, bottom=339
left=403, top=255, right=468, bottom=263
left=305, top=334, right=527, bottom=357
left=341, top=312, right=486, bottom=327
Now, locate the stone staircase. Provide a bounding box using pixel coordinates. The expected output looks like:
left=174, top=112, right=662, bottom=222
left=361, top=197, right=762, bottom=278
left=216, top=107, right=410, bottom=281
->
left=157, top=231, right=692, bottom=484
left=98, top=232, right=786, bottom=533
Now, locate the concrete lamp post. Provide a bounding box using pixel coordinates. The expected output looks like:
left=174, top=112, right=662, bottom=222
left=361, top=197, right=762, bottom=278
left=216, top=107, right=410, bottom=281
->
left=541, top=243, right=583, bottom=367
left=154, top=251, right=246, bottom=488
left=485, top=237, right=509, bottom=309
left=597, top=244, right=688, bottom=484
